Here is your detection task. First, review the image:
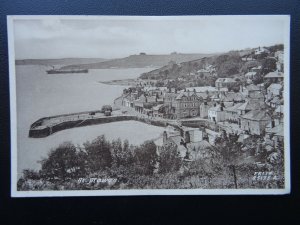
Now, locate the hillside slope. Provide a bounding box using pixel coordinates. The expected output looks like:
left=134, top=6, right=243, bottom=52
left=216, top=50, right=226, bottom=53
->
left=15, top=58, right=108, bottom=66
left=140, top=44, right=283, bottom=81
left=61, top=53, right=215, bottom=70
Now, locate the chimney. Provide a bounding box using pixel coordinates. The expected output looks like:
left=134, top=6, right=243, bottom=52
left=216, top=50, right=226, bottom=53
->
left=271, top=120, right=275, bottom=128
left=180, top=138, right=187, bottom=148
left=184, top=131, right=191, bottom=143
left=180, top=127, right=184, bottom=137
left=163, top=131, right=168, bottom=145
left=221, top=102, right=225, bottom=111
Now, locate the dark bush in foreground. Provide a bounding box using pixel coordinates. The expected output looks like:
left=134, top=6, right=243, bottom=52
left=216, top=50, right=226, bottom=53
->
left=17, top=135, right=285, bottom=191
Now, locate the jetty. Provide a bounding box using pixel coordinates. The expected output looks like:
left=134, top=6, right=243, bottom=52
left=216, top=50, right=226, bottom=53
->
left=28, top=108, right=224, bottom=138
left=28, top=110, right=175, bottom=138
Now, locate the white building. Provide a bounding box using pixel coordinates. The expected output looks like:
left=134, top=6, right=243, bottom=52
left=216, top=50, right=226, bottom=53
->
left=215, top=78, right=236, bottom=89
left=254, top=47, right=270, bottom=55
left=267, top=83, right=283, bottom=97
left=245, top=71, right=257, bottom=80
left=208, top=104, right=226, bottom=123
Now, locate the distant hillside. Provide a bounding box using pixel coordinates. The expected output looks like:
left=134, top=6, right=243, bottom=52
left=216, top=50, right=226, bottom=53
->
left=15, top=58, right=108, bottom=66
left=140, top=44, right=283, bottom=86
left=60, top=53, right=215, bottom=70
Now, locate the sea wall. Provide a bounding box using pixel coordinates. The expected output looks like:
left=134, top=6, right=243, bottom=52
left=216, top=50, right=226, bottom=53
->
left=181, top=119, right=222, bottom=132
left=29, top=115, right=169, bottom=138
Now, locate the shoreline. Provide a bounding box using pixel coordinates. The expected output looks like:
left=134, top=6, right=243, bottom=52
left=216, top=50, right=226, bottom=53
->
left=99, top=78, right=140, bottom=86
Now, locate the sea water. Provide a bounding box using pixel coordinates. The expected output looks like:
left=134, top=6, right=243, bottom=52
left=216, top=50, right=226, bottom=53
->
left=15, top=65, right=164, bottom=176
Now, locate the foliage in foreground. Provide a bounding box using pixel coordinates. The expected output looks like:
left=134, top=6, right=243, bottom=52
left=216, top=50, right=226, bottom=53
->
left=17, top=134, right=285, bottom=191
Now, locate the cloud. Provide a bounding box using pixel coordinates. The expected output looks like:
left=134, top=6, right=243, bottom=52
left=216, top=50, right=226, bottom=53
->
left=13, top=16, right=286, bottom=59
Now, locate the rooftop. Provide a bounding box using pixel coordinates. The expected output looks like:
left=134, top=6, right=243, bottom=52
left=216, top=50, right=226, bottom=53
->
left=152, top=104, right=164, bottom=111
left=186, top=86, right=217, bottom=93
left=208, top=105, right=224, bottom=112
left=176, top=92, right=199, bottom=100
left=242, top=110, right=271, bottom=121
left=187, top=140, right=212, bottom=151
left=264, top=71, right=284, bottom=78
left=266, top=123, right=283, bottom=136
left=246, top=84, right=261, bottom=91
left=216, top=78, right=236, bottom=83
left=220, top=92, right=245, bottom=102
left=224, top=103, right=244, bottom=112
left=169, top=135, right=184, bottom=146
left=237, top=101, right=267, bottom=111
left=245, top=72, right=257, bottom=77
left=197, top=69, right=210, bottom=73
left=268, top=83, right=283, bottom=90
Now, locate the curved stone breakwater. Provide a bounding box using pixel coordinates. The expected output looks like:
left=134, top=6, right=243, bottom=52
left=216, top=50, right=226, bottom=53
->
left=28, top=110, right=222, bottom=138
left=28, top=111, right=174, bottom=138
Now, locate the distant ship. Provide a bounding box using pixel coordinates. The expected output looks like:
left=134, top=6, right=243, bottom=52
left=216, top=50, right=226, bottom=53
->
left=46, top=66, right=88, bottom=74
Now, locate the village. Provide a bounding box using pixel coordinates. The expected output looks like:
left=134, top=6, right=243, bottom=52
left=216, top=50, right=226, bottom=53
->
left=114, top=46, right=285, bottom=167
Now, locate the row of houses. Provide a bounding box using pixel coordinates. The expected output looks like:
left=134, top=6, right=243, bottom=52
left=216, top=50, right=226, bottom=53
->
left=243, top=50, right=284, bottom=84
left=116, top=73, right=283, bottom=138
left=116, top=82, right=282, bottom=133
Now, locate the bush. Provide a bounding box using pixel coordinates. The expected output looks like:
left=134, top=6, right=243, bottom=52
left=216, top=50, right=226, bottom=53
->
left=101, top=105, right=112, bottom=113
left=83, top=135, right=112, bottom=172
left=133, top=141, right=158, bottom=175
left=159, top=144, right=182, bottom=174
left=39, top=142, right=86, bottom=181
left=111, top=139, right=134, bottom=168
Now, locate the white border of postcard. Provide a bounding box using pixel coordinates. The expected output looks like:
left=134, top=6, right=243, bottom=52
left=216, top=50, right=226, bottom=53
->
left=8, top=15, right=291, bottom=197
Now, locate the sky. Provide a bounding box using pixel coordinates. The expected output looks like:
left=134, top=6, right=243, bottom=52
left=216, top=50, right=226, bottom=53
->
left=12, top=16, right=287, bottom=59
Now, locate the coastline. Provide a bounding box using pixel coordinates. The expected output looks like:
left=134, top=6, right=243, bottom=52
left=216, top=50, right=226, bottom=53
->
left=99, top=78, right=140, bottom=86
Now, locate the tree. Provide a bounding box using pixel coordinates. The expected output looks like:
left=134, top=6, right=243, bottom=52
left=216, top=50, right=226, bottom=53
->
left=261, top=58, right=277, bottom=75
left=215, top=52, right=242, bottom=77
left=252, top=73, right=264, bottom=85
left=111, top=138, right=133, bottom=168
left=164, top=70, right=170, bottom=79
left=40, top=142, right=86, bottom=181
left=214, top=130, right=242, bottom=188
left=218, top=62, right=240, bottom=77
left=101, top=105, right=112, bottom=113
left=84, top=135, right=112, bottom=172
left=156, top=80, right=164, bottom=87
left=187, top=61, right=192, bottom=75
left=240, top=61, right=260, bottom=74
left=159, top=144, right=182, bottom=173
left=22, top=169, right=40, bottom=180
left=133, top=141, right=158, bottom=175
left=268, top=44, right=283, bottom=53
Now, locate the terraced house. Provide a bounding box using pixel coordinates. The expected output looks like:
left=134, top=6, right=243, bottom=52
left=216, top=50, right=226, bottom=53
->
left=240, top=110, right=271, bottom=135
left=163, top=90, right=202, bottom=119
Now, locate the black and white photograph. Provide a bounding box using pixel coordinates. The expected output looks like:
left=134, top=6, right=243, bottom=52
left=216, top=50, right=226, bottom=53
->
left=8, top=15, right=290, bottom=196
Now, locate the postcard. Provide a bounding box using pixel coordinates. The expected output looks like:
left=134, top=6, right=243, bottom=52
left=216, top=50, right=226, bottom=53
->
left=8, top=15, right=290, bottom=196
